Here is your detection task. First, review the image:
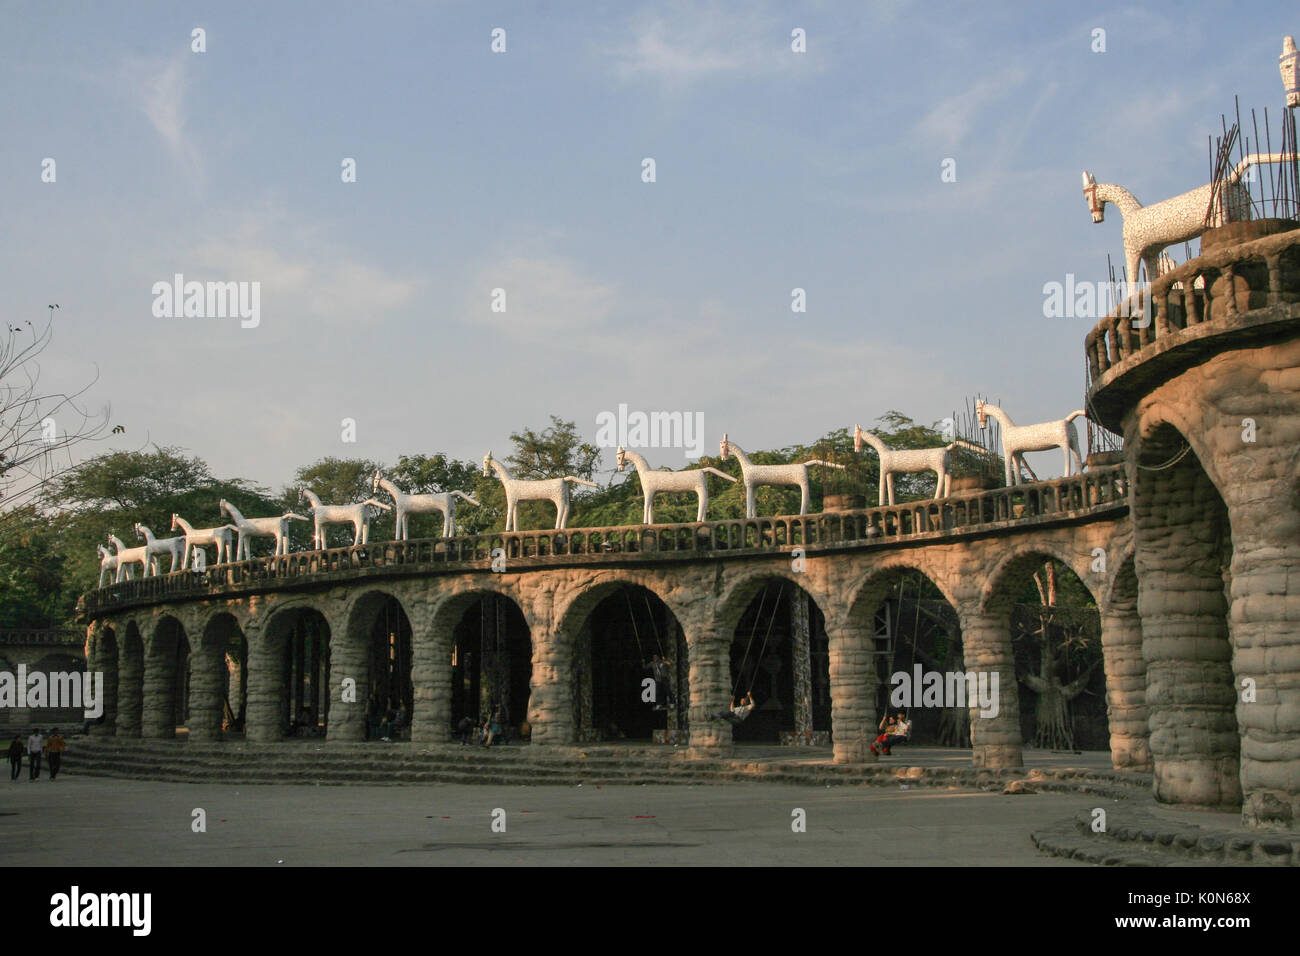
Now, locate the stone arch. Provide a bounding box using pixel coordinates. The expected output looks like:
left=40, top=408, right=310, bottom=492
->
left=559, top=579, right=689, bottom=744
left=252, top=603, right=332, bottom=742
left=710, top=573, right=831, bottom=744
left=843, top=562, right=964, bottom=751
left=343, top=590, right=416, bottom=740
left=1129, top=418, right=1239, bottom=809
left=142, top=615, right=189, bottom=739
left=977, top=547, right=1103, bottom=756
left=197, top=611, right=246, bottom=741
left=441, top=589, right=534, bottom=742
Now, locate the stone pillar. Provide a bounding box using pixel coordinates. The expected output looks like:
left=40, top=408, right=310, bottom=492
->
left=1224, top=496, right=1300, bottom=827
left=529, top=615, right=574, bottom=746
left=827, top=618, right=876, bottom=763
left=245, top=622, right=285, bottom=743
left=87, top=625, right=118, bottom=735
left=326, top=616, right=369, bottom=742
left=686, top=623, right=731, bottom=756
left=116, top=635, right=143, bottom=739
left=790, top=592, right=813, bottom=735
left=410, top=615, right=450, bottom=745
left=141, top=632, right=178, bottom=740
left=959, top=611, right=1023, bottom=768
left=1132, top=446, right=1239, bottom=809
left=187, top=635, right=225, bottom=742
left=1100, top=606, right=1150, bottom=771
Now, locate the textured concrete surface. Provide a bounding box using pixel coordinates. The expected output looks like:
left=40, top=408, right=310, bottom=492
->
left=0, top=775, right=1094, bottom=866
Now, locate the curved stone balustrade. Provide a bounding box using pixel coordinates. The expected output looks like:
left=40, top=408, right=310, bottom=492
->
left=1085, top=223, right=1300, bottom=428
left=78, top=465, right=1127, bottom=618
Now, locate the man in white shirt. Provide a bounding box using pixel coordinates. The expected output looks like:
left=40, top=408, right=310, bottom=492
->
left=709, top=693, right=755, bottom=725
left=26, top=729, right=43, bottom=781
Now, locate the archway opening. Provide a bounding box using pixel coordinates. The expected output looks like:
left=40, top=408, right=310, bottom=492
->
left=363, top=596, right=412, bottom=739
left=450, top=594, right=532, bottom=740
left=865, top=571, right=964, bottom=748
left=728, top=580, right=830, bottom=744
left=575, top=586, right=686, bottom=743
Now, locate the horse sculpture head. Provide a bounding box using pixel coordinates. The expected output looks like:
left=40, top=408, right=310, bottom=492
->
left=719, top=433, right=731, bottom=460
left=615, top=445, right=628, bottom=471
left=133, top=522, right=145, bottom=540
left=852, top=424, right=864, bottom=452
left=1082, top=171, right=1104, bottom=223
left=482, top=452, right=494, bottom=477
left=975, top=400, right=988, bottom=429
left=170, top=512, right=181, bottom=531
left=371, top=470, right=383, bottom=494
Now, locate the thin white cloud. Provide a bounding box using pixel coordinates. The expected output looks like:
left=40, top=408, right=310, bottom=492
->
left=464, top=252, right=617, bottom=334
left=118, top=54, right=201, bottom=179
left=602, top=4, right=818, bottom=87
left=913, top=67, right=1029, bottom=152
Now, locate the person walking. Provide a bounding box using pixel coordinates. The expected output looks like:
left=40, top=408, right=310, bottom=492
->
left=45, top=729, right=66, bottom=780
left=7, top=734, right=22, bottom=781
left=26, top=729, right=43, bottom=781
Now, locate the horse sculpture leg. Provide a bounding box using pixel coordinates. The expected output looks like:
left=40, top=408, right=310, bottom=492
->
left=695, top=489, right=707, bottom=523
left=799, top=479, right=809, bottom=515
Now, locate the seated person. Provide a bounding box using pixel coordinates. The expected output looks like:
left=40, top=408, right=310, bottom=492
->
left=708, top=692, right=755, bottom=725
left=872, top=713, right=910, bottom=755
left=456, top=715, right=475, bottom=745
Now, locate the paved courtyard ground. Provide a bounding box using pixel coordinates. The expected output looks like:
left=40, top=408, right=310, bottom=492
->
left=1, top=773, right=1101, bottom=866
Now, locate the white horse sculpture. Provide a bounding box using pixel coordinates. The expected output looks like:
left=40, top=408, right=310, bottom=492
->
left=481, top=452, right=599, bottom=531
left=170, top=514, right=237, bottom=569
left=718, top=434, right=844, bottom=518
left=298, top=489, right=391, bottom=549
left=97, top=543, right=120, bottom=587
left=371, top=472, right=480, bottom=539
left=852, top=426, right=988, bottom=505
left=616, top=446, right=738, bottom=523
left=134, top=522, right=184, bottom=574
left=1082, top=153, right=1295, bottom=294
left=219, top=499, right=308, bottom=560
left=108, top=533, right=154, bottom=582
left=975, top=401, right=1085, bottom=486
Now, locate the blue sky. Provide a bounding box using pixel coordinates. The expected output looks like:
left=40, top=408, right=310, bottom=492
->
left=4, top=1, right=1297, bottom=493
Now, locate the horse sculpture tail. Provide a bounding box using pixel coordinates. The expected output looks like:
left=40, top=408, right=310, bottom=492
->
left=283, top=512, right=309, bottom=522
left=452, top=491, right=481, bottom=505
left=1064, top=410, right=1087, bottom=423
left=564, top=477, right=601, bottom=488
left=701, top=467, right=738, bottom=482
left=947, top=439, right=991, bottom=454
left=802, top=460, right=846, bottom=470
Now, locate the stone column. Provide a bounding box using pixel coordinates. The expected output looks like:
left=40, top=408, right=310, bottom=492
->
left=1100, top=606, right=1150, bottom=770
left=141, top=632, right=177, bottom=740
left=790, top=592, right=813, bottom=736
left=959, top=611, right=1023, bottom=768
left=245, top=621, right=285, bottom=743
left=87, top=624, right=118, bottom=735
left=529, top=614, right=574, bottom=746
left=116, top=635, right=143, bottom=739
left=326, top=615, right=369, bottom=743
left=1223, top=495, right=1300, bottom=827
left=187, top=636, right=225, bottom=742
left=410, top=614, right=451, bottom=745
left=827, top=618, right=876, bottom=763
left=1132, top=449, right=1239, bottom=810
left=686, top=623, right=731, bottom=756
